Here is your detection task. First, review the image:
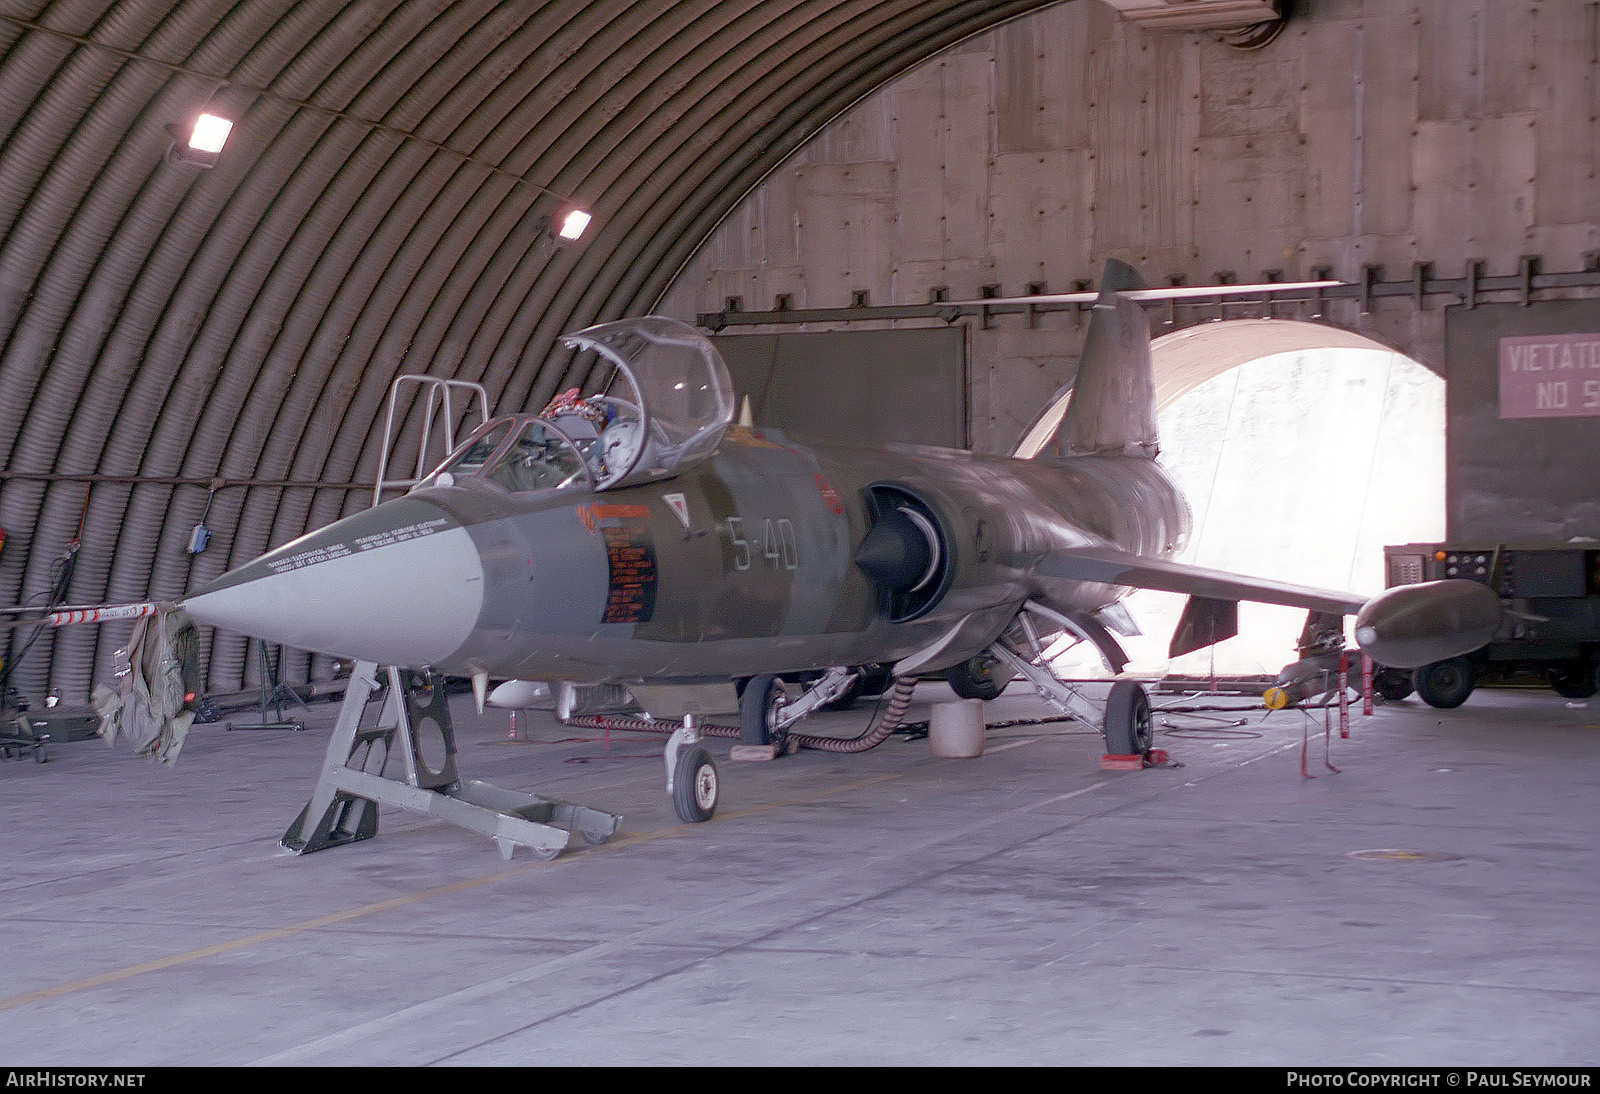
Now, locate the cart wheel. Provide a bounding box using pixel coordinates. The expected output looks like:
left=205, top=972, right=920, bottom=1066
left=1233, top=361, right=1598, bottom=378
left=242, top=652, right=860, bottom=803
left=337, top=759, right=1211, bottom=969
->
left=1547, top=663, right=1598, bottom=699
left=1372, top=667, right=1414, bottom=701
left=672, top=746, right=718, bottom=823
left=1415, top=657, right=1475, bottom=709
left=578, top=824, right=614, bottom=846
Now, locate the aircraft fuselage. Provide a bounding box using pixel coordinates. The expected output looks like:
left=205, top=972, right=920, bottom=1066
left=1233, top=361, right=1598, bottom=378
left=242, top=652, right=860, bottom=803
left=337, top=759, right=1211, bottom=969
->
left=185, top=426, right=1190, bottom=684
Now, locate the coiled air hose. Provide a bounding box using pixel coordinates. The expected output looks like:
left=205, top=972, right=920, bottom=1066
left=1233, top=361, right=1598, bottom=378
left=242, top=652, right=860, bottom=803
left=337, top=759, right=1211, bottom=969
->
left=562, top=676, right=918, bottom=754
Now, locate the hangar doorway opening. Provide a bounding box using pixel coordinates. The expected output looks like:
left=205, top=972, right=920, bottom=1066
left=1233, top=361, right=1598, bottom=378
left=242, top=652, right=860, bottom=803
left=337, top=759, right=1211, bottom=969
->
left=1069, top=319, right=1445, bottom=678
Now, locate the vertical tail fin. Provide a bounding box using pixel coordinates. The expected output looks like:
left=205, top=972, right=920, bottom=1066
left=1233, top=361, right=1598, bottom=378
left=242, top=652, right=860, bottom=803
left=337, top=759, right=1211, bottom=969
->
left=1014, top=259, right=1159, bottom=460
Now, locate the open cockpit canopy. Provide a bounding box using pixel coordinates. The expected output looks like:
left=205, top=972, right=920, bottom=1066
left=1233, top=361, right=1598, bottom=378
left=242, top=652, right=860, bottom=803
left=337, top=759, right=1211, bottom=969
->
left=422, top=317, right=735, bottom=495
left=559, top=316, right=736, bottom=488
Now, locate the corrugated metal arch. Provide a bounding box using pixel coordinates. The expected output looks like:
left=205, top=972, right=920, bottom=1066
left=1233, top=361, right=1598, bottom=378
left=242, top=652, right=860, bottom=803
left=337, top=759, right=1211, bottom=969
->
left=0, top=0, right=1065, bottom=698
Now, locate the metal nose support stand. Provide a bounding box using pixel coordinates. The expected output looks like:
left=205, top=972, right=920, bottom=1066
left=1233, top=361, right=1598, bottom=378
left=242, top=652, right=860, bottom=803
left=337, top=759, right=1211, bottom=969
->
left=281, top=661, right=620, bottom=860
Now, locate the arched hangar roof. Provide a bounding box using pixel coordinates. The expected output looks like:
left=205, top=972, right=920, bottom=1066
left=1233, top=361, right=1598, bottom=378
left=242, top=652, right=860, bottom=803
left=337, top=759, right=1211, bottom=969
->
left=0, top=0, right=1060, bottom=696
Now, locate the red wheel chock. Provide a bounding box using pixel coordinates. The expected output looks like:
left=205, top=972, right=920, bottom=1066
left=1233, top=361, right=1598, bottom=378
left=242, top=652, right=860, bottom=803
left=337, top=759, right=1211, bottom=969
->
left=1100, top=748, right=1170, bottom=771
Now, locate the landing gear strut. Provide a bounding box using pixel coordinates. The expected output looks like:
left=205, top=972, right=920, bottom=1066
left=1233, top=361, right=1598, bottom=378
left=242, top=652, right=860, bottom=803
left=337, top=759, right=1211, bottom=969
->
left=738, top=667, right=858, bottom=753
left=984, top=603, right=1158, bottom=767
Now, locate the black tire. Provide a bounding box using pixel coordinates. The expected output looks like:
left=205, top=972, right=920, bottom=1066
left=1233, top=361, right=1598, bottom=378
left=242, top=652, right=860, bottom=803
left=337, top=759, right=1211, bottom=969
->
left=948, top=655, right=1008, bottom=701
left=856, top=663, right=893, bottom=697
left=1414, top=657, right=1475, bottom=709
left=1372, top=667, right=1414, bottom=701
left=1547, top=663, right=1598, bottom=699
left=672, top=746, right=718, bottom=823
left=1103, top=680, right=1153, bottom=756
left=739, top=673, right=788, bottom=749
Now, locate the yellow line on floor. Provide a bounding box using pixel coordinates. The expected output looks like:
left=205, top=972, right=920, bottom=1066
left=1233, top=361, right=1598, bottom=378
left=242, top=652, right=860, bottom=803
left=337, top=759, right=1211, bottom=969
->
left=0, top=768, right=939, bottom=1012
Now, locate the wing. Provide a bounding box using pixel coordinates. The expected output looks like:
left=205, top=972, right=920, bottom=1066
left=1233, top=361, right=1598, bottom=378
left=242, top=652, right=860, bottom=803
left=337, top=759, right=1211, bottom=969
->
left=1033, top=545, right=1368, bottom=616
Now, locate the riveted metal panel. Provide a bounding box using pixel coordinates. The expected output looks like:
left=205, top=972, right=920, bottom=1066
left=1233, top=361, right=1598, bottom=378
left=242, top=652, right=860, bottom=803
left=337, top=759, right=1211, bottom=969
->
left=1446, top=300, right=1600, bottom=541
left=715, top=326, right=966, bottom=448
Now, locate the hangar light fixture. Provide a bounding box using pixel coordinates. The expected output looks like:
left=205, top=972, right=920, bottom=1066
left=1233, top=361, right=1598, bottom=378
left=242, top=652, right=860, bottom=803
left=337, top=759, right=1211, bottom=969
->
left=188, top=112, right=233, bottom=154
left=5, top=14, right=589, bottom=215
left=166, top=111, right=234, bottom=168
left=553, top=207, right=593, bottom=243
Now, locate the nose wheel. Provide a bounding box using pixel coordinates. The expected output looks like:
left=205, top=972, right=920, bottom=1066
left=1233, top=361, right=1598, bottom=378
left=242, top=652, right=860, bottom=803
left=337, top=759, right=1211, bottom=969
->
left=673, top=746, right=719, bottom=823
left=665, top=716, right=719, bottom=823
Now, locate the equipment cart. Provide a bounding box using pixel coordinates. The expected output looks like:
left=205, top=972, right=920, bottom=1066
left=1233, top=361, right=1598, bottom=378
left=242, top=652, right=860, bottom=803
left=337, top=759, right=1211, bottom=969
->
left=1379, top=542, right=1600, bottom=708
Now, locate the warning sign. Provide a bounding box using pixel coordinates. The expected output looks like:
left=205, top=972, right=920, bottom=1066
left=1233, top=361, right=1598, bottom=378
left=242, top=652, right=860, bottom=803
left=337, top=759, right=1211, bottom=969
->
left=1499, top=333, right=1600, bottom=419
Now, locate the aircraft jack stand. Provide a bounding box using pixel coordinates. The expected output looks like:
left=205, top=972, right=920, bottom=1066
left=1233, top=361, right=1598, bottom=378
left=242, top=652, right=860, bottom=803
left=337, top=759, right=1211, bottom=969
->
left=281, top=662, right=621, bottom=860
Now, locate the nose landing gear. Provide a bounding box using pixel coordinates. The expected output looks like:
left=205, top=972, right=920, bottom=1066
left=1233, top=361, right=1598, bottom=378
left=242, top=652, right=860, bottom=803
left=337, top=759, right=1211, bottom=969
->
left=666, top=714, right=720, bottom=823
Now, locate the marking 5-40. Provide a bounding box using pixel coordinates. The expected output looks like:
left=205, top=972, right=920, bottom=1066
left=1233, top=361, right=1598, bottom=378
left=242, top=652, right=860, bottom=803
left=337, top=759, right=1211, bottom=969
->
left=725, top=516, right=799, bottom=571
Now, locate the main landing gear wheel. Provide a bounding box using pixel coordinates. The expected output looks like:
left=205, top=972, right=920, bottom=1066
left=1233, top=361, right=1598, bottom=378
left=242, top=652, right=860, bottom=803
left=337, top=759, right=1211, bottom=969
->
left=739, top=673, right=789, bottom=750
left=947, top=655, right=1009, bottom=701
left=1414, top=657, right=1475, bottom=709
left=1103, top=680, right=1153, bottom=757
left=672, top=745, right=719, bottom=823
left=857, top=663, right=893, bottom=698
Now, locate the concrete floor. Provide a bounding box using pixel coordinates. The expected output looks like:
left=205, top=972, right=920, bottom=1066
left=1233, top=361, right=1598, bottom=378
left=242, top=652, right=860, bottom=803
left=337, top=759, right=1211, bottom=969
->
left=2, top=680, right=1597, bottom=1066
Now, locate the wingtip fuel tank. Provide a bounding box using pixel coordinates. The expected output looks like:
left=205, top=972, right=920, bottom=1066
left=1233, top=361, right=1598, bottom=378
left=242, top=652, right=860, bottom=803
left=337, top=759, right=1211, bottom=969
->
left=1354, top=579, right=1504, bottom=669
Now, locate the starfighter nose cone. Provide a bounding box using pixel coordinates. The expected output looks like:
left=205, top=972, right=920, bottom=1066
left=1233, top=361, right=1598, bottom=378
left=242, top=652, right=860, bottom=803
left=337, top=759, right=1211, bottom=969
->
left=1354, top=579, right=1503, bottom=669
left=184, top=497, right=485, bottom=667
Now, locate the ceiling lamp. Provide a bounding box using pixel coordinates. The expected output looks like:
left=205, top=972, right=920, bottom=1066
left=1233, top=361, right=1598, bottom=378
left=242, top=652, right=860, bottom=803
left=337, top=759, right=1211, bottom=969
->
left=167, top=112, right=233, bottom=168
left=552, top=207, right=593, bottom=243
left=188, top=113, right=233, bottom=154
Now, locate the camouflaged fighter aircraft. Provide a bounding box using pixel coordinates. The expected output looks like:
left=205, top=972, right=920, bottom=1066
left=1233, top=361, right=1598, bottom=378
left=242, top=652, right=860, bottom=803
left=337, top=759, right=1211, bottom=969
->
left=182, top=260, right=1495, bottom=827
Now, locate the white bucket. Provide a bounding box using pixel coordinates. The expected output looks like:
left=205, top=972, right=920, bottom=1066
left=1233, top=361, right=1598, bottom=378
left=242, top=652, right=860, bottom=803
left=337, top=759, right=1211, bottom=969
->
left=928, top=698, right=985, bottom=758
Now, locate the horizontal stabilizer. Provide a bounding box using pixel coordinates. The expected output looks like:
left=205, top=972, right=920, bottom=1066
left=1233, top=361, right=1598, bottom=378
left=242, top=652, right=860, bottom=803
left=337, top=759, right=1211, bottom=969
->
left=1033, top=545, right=1368, bottom=617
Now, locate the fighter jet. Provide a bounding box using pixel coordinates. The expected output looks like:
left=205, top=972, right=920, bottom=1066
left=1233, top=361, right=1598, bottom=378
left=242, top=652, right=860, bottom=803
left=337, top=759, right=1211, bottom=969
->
left=182, top=260, right=1489, bottom=828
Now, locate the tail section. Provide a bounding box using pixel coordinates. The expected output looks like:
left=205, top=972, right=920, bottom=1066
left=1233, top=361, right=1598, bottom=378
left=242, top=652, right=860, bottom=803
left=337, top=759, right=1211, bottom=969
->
left=1013, top=259, right=1159, bottom=460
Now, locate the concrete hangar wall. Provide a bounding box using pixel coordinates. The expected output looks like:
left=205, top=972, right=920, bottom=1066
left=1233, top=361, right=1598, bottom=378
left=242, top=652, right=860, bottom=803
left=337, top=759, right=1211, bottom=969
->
left=658, top=0, right=1600, bottom=540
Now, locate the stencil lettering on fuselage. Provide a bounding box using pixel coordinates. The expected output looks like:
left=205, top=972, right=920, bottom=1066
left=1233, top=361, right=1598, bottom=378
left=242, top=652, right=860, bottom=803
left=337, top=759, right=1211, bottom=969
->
left=600, top=526, right=658, bottom=624
left=261, top=517, right=454, bottom=575
left=264, top=542, right=353, bottom=575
